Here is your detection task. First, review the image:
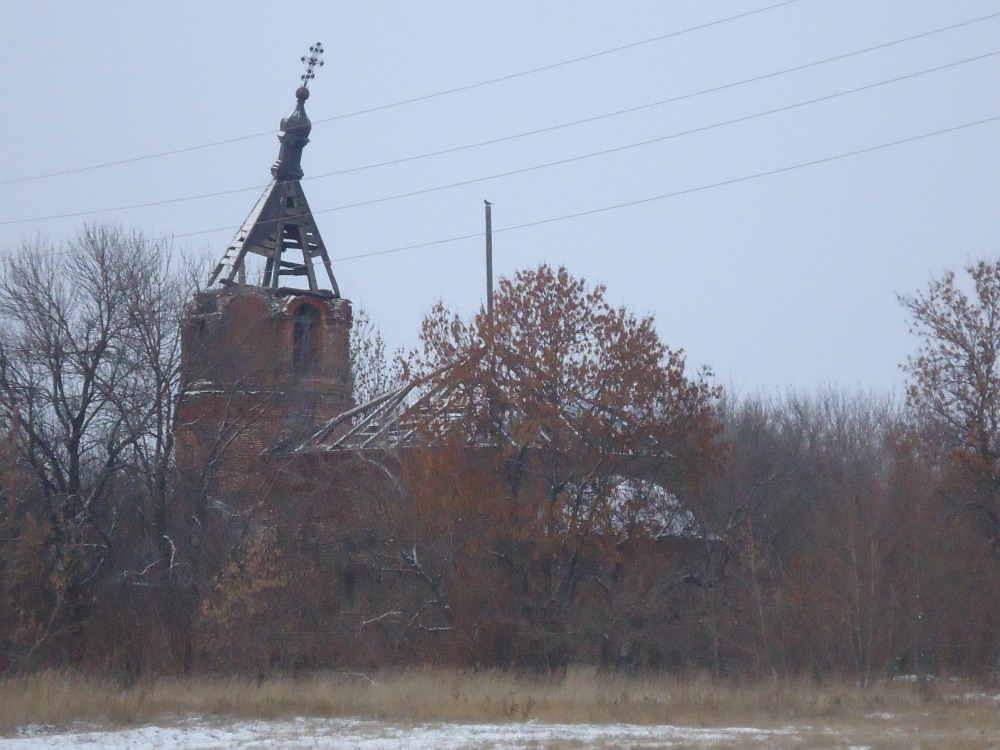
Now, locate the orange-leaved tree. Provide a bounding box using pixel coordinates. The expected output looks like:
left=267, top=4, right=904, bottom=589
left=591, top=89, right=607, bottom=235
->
left=899, top=261, right=1000, bottom=675
left=900, top=260, right=1000, bottom=540
left=395, top=264, right=722, bottom=668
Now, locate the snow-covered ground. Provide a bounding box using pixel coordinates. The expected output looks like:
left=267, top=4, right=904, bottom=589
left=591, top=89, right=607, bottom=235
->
left=0, top=717, right=804, bottom=749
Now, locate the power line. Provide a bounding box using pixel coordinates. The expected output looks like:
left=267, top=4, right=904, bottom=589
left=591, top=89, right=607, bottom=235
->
left=0, top=184, right=268, bottom=226
left=7, top=49, right=997, bottom=227
left=308, top=0, right=805, bottom=122
left=0, top=0, right=804, bottom=187
left=310, top=51, right=1000, bottom=213
left=330, top=113, right=1000, bottom=264
left=15, top=112, right=1000, bottom=264
left=307, top=14, right=1000, bottom=179
left=169, top=113, right=1000, bottom=255
left=4, top=11, right=998, bottom=219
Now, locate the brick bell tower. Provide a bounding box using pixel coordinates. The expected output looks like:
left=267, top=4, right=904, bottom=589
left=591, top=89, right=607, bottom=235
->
left=176, top=44, right=353, bottom=500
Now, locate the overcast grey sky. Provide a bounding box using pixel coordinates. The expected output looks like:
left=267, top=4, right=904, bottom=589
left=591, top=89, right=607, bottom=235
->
left=2, top=1, right=998, bottom=394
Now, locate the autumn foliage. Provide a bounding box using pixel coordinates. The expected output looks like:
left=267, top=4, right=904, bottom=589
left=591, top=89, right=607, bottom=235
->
left=363, top=265, right=723, bottom=668
left=2, top=239, right=1000, bottom=682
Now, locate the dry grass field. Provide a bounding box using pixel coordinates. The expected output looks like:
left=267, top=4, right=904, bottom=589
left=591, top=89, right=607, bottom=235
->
left=0, top=668, right=997, bottom=748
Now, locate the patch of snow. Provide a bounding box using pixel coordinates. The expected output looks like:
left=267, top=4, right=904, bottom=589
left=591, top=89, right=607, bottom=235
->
left=0, top=717, right=801, bottom=749
left=963, top=692, right=1000, bottom=702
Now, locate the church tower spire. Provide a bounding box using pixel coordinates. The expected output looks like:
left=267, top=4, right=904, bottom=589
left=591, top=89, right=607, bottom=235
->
left=177, top=44, right=354, bottom=501
left=208, top=43, right=339, bottom=296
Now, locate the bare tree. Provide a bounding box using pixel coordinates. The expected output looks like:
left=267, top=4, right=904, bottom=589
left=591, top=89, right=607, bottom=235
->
left=350, top=307, right=402, bottom=406
left=0, top=225, right=195, bottom=663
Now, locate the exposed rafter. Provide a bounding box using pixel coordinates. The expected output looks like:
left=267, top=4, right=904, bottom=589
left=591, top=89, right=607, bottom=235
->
left=208, top=179, right=339, bottom=295
left=207, top=43, right=339, bottom=297
left=285, top=357, right=479, bottom=453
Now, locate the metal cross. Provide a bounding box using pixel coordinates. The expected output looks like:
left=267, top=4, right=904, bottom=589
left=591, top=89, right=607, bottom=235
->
left=301, top=43, right=325, bottom=87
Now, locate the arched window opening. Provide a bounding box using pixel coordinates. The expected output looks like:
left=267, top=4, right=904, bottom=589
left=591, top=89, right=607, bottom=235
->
left=293, top=304, right=320, bottom=371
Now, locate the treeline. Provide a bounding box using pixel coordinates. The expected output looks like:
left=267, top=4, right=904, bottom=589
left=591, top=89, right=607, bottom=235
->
left=188, top=391, right=998, bottom=684
left=697, top=392, right=999, bottom=683
left=0, top=227, right=998, bottom=683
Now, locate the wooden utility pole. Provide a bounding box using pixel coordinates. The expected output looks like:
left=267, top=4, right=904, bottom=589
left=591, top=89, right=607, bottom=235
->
left=484, top=199, right=494, bottom=325
left=484, top=199, right=497, bottom=438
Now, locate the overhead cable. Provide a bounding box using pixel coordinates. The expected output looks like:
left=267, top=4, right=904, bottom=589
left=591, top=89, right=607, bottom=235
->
left=5, top=49, right=997, bottom=227
left=157, top=113, right=1000, bottom=253
left=330, top=114, right=1000, bottom=263
left=0, top=0, right=804, bottom=186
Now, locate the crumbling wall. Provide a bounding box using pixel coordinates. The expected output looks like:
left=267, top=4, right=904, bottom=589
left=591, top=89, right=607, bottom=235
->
left=175, top=287, right=354, bottom=502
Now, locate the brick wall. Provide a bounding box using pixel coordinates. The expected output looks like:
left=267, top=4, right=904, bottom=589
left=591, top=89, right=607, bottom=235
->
left=175, top=287, right=354, bottom=502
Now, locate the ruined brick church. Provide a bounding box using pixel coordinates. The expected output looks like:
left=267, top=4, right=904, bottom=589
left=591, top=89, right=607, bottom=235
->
left=166, top=51, right=713, bottom=673
left=175, top=46, right=359, bottom=501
